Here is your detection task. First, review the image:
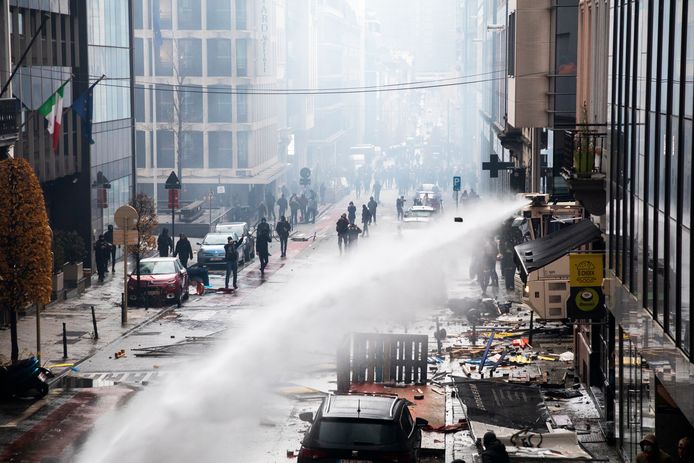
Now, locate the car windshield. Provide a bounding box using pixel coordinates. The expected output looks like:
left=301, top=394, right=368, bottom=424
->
left=216, top=224, right=244, bottom=235
left=138, top=261, right=176, bottom=275
left=316, top=419, right=399, bottom=446
left=408, top=210, right=433, bottom=217
left=203, top=234, right=231, bottom=245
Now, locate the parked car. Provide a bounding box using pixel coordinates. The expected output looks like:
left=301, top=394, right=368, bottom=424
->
left=297, top=393, right=427, bottom=463
left=197, top=232, right=245, bottom=266
left=214, top=222, right=255, bottom=261
left=402, top=205, right=436, bottom=226
left=127, top=257, right=189, bottom=307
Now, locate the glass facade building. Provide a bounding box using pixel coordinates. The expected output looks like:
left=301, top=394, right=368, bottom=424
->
left=607, top=0, right=694, bottom=460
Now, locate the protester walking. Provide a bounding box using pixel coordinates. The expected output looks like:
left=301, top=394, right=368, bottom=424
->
left=275, top=216, right=291, bottom=257
left=103, top=224, right=116, bottom=272
left=336, top=213, right=350, bottom=255
left=266, top=192, right=276, bottom=221
left=308, top=196, right=318, bottom=224
left=289, top=194, right=300, bottom=226
left=173, top=234, right=194, bottom=268
left=361, top=205, right=371, bottom=237
left=347, top=201, right=357, bottom=225
left=256, top=217, right=272, bottom=276
left=157, top=228, right=173, bottom=257
left=94, top=234, right=111, bottom=282
left=367, top=196, right=378, bottom=224
left=396, top=195, right=405, bottom=221
left=257, top=201, right=268, bottom=224
left=347, top=223, right=362, bottom=249
left=299, top=193, right=308, bottom=223
left=277, top=193, right=288, bottom=219
left=223, top=236, right=243, bottom=289
left=373, top=180, right=382, bottom=202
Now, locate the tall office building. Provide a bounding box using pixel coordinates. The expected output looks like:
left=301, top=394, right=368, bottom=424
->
left=133, top=0, right=288, bottom=211
left=2, top=0, right=134, bottom=267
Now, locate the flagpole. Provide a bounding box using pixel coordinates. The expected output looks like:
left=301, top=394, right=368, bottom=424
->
left=0, top=14, right=49, bottom=98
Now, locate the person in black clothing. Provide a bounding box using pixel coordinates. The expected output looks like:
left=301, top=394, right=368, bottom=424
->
left=257, top=201, right=268, bottom=223
left=173, top=234, right=194, bottom=268
left=103, top=224, right=116, bottom=272
left=347, top=201, right=357, bottom=225
left=157, top=228, right=173, bottom=257
left=266, top=192, right=276, bottom=221
left=396, top=196, right=406, bottom=221
left=347, top=223, right=362, bottom=249
left=94, top=234, right=111, bottom=282
left=277, top=193, right=288, bottom=219
left=481, top=432, right=510, bottom=463
left=336, top=213, right=350, bottom=255
left=361, top=204, right=371, bottom=237
left=256, top=218, right=272, bottom=275
left=367, top=196, right=378, bottom=224
left=224, top=236, right=244, bottom=289
left=275, top=216, right=291, bottom=257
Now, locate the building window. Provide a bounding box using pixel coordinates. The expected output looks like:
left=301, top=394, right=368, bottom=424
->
left=237, top=88, right=248, bottom=122
left=209, top=131, right=233, bottom=168
left=181, top=131, right=203, bottom=168
left=236, top=38, right=248, bottom=77
left=208, top=85, right=233, bottom=123
left=155, top=39, right=173, bottom=76
left=134, top=38, right=145, bottom=76
left=134, top=85, right=146, bottom=122
left=207, top=0, right=232, bottom=30
left=236, top=0, right=247, bottom=30
left=177, top=0, right=201, bottom=30
left=157, top=130, right=174, bottom=167
left=180, top=85, right=203, bottom=123
left=507, top=12, right=515, bottom=77
left=208, top=39, right=232, bottom=76
left=136, top=131, right=147, bottom=168
left=133, top=0, right=144, bottom=29
left=156, top=84, right=174, bottom=121
left=157, top=0, right=172, bottom=30
left=178, top=39, right=202, bottom=76
left=237, top=131, right=249, bottom=168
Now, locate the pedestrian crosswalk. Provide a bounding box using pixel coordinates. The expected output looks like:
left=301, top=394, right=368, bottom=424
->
left=77, top=370, right=170, bottom=386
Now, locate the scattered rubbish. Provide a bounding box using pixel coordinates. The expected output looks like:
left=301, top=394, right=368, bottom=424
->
left=544, top=389, right=583, bottom=399
left=423, top=420, right=469, bottom=433
left=559, top=351, right=574, bottom=362
left=114, top=350, right=126, bottom=359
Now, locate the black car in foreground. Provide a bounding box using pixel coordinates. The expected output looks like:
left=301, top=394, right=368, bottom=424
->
left=297, top=393, right=427, bottom=463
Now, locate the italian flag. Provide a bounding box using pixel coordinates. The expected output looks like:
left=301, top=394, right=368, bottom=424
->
left=38, top=80, right=69, bottom=152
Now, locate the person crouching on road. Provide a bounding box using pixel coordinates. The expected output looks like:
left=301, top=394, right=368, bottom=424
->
left=336, top=213, right=350, bottom=255
left=275, top=216, right=291, bottom=257
left=224, top=236, right=243, bottom=289
left=173, top=233, right=193, bottom=268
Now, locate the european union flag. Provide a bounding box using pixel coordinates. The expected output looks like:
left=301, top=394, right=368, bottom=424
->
left=71, top=85, right=94, bottom=144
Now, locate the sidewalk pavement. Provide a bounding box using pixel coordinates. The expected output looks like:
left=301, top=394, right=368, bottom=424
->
left=0, top=264, right=168, bottom=377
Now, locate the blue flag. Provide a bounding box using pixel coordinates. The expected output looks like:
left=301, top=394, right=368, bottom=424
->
left=71, top=86, right=94, bottom=144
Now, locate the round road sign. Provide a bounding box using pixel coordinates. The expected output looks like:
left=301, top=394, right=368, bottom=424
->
left=300, top=167, right=311, bottom=179
left=114, top=205, right=138, bottom=230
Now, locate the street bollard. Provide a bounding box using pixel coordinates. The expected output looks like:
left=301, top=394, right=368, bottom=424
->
left=529, top=311, right=534, bottom=346
left=62, top=322, right=68, bottom=359
left=91, top=305, right=99, bottom=339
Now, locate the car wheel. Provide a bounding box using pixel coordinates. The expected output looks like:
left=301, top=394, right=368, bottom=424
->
left=183, top=286, right=190, bottom=301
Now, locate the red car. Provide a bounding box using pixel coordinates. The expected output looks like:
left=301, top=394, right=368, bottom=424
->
left=127, top=257, right=189, bottom=307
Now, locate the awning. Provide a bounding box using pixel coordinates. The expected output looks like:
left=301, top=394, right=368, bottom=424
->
left=514, top=219, right=602, bottom=283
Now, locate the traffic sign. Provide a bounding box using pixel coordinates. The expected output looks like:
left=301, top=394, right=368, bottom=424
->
left=300, top=167, right=311, bottom=179
left=453, top=176, right=461, bottom=192
left=114, top=205, right=138, bottom=230
left=112, top=229, right=139, bottom=245
left=164, top=171, right=181, bottom=189
left=168, top=189, right=179, bottom=209
left=300, top=178, right=311, bottom=186
left=217, top=185, right=225, bottom=194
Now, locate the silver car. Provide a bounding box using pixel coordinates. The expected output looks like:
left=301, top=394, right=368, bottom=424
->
left=214, top=222, right=255, bottom=261
left=196, top=233, right=244, bottom=266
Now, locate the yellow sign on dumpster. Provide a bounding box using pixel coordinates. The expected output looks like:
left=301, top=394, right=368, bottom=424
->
left=569, top=253, right=603, bottom=287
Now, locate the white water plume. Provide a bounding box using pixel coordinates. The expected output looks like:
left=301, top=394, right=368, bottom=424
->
left=75, top=198, right=526, bottom=463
